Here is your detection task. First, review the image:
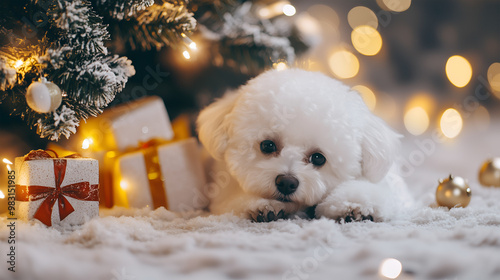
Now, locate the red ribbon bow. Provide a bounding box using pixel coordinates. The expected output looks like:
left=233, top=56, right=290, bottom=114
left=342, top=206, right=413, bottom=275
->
left=15, top=150, right=99, bottom=226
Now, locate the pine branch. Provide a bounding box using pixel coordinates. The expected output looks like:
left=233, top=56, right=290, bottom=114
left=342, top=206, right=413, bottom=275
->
left=110, top=1, right=197, bottom=51
left=92, top=0, right=154, bottom=20
left=195, top=1, right=296, bottom=74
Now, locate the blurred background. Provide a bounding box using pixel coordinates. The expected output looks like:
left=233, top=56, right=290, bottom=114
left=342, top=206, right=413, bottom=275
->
left=1, top=0, right=499, bottom=170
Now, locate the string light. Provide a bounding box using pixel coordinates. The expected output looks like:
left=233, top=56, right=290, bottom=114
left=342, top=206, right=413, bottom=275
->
left=487, top=62, right=500, bottom=98
left=445, top=55, right=472, bottom=88
left=351, top=85, right=376, bottom=111
left=379, top=258, right=403, bottom=279
left=404, top=107, right=429, bottom=135
left=120, top=180, right=128, bottom=190
left=14, top=60, right=23, bottom=69
left=181, top=33, right=197, bottom=50
left=328, top=50, right=359, bottom=79
left=82, top=138, right=93, bottom=149
left=351, top=25, right=383, bottom=56
left=348, top=6, right=378, bottom=29
left=0, top=190, right=4, bottom=199
left=282, top=4, right=296, bottom=16
left=440, top=108, right=463, bottom=139
left=274, top=62, right=288, bottom=71
left=182, top=50, right=191, bottom=60
left=3, top=158, right=12, bottom=165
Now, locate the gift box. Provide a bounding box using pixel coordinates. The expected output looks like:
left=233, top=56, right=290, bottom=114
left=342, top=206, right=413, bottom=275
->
left=76, top=96, right=174, bottom=152
left=114, top=137, right=208, bottom=211
left=65, top=96, right=174, bottom=207
left=15, top=150, right=99, bottom=227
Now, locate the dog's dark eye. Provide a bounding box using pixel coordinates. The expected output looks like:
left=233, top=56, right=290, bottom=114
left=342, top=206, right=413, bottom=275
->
left=309, top=153, right=326, bottom=166
left=260, top=140, right=277, bottom=154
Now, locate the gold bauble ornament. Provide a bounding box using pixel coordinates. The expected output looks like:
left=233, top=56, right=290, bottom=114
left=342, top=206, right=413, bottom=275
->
left=478, top=158, right=500, bottom=187
left=436, top=175, right=471, bottom=209
left=26, top=78, right=62, bottom=113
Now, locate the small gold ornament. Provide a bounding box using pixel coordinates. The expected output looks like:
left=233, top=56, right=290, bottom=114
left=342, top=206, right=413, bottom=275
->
left=478, top=158, right=500, bottom=187
left=436, top=175, right=471, bottom=209
left=26, top=78, right=62, bottom=113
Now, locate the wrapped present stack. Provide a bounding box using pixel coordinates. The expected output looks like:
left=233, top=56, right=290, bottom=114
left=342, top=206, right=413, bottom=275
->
left=15, top=150, right=99, bottom=227
left=66, top=96, right=208, bottom=211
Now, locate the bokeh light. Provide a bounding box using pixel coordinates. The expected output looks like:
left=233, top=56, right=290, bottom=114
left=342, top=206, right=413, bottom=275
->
left=404, top=107, right=429, bottom=135
left=328, top=50, right=359, bottom=79
left=120, top=180, right=128, bottom=190
left=351, top=25, right=383, bottom=56
left=487, top=62, right=500, bottom=98
left=348, top=6, right=378, bottom=29
left=380, top=0, right=412, bottom=12
left=406, top=93, right=436, bottom=116
left=0, top=190, right=4, bottom=199
left=307, top=5, right=340, bottom=30
left=182, top=51, right=191, bottom=60
left=274, top=62, right=288, bottom=71
left=81, top=138, right=93, bottom=150
left=283, top=4, right=296, bottom=16
left=379, top=258, right=403, bottom=279
left=440, top=108, right=463, bottom=138
left=352, top=85, right=376, bottom=111
left=445, top=55, right=472, bottom=88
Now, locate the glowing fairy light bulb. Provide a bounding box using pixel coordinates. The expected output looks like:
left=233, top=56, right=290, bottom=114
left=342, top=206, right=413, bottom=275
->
left=3, top=158, right=13, bottom=165
left=274, top=62, right=288, bottom=71
left=183, top=51, right=191, bottom=60
left=446, top=55, right=472, bottom=88
left=379, top=258, right=402, bottom=279
left=440, top=108, right=463, bottom=138
left=404, top=107, right=429, bottom=136
left=188, top=42, right=197, bottom=50
left=120, top=180, right=128, bottom=190
left=0, top=190, right=5, bottom=199
left=81, top=138, right=93, bottom=150
left=283, top=4, right=296, bottom=16
left=14, top=60, right=23, bottom=69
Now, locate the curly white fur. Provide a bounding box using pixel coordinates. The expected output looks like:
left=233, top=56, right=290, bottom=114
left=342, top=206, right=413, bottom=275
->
left=197, top=69, right=412, bottom=222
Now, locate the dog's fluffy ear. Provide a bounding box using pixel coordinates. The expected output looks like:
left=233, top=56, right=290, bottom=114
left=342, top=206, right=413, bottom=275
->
left=197, top=92, right=239, bottom=160
left=361, top=114, right=401, bottom=183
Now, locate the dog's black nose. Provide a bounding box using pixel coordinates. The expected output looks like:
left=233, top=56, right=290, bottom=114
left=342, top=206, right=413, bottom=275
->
left=275, top=174, right=299, bottom=195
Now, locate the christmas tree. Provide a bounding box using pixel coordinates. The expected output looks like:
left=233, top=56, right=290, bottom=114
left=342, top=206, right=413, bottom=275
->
left=0, top=0, right=307, bottom=141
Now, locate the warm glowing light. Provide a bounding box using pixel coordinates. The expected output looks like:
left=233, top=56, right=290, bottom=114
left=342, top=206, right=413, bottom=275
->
left=7, top=165, right=12, bottom=172
left=487, top=63, right=500, bottom=98
left=183, top=51, right=191, bottom=60
left=81, top=138, right=93, bottom=150
left=0, top=190, right=5, bottom=199
left=352, top=85, right=376, bottom=111
left=283, top=4, right=296, bottom=16
left=404, top=107, right=429, bottom=136
left=382, top=0, right=411, bottom=12
left=351, top=25, right=383, bottom=56
left=329, top=50, right=359, bottom=79
left=307, top=5, right=340, bottom=30
left=120, top=180, right=128, bottom=190
left=274, top=62, right=288, bottom=71
left=440, top=108, right=463, bottom=139
left=348, top=6, right=378, bottom=29
left=379, top=258, right=402, bottom=279
left=445, top=55, right=472, bottom=88
left=3, top=158, right=13, bottom=165
left=406, top=93, right=436, bottom=115
left=188, top=42, right=197, bottom=50
left=14, top=60, right=23, bottom=69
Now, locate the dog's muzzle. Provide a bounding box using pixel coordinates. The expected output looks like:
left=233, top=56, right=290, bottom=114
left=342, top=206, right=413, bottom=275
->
left=275, top=174, right=299, bottom=195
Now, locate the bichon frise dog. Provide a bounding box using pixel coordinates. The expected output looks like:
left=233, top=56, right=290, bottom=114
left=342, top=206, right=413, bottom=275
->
left=197, top=69, right=411, bottom=222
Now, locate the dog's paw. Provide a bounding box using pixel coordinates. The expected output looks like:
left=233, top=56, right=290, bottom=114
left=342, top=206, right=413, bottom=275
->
left=315, top=200, right=378, bottom=223
left=336, top=210, right=374, bottom=223
left=248, top=200, right=287, bottom=223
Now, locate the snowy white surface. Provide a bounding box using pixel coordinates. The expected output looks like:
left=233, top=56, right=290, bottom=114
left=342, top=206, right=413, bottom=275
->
left=2, top=122, right=500, bottom=280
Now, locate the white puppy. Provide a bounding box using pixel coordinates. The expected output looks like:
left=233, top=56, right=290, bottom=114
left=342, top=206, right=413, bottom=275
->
left=197, top=69, right=411, bottom=222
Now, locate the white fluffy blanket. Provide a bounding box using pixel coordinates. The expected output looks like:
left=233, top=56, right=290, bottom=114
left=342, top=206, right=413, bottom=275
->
left=2, top=124, right=500, bottom=280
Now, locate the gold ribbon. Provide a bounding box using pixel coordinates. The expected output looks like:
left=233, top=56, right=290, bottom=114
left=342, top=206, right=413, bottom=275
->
left=137, top=139, right=169, bottom=209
